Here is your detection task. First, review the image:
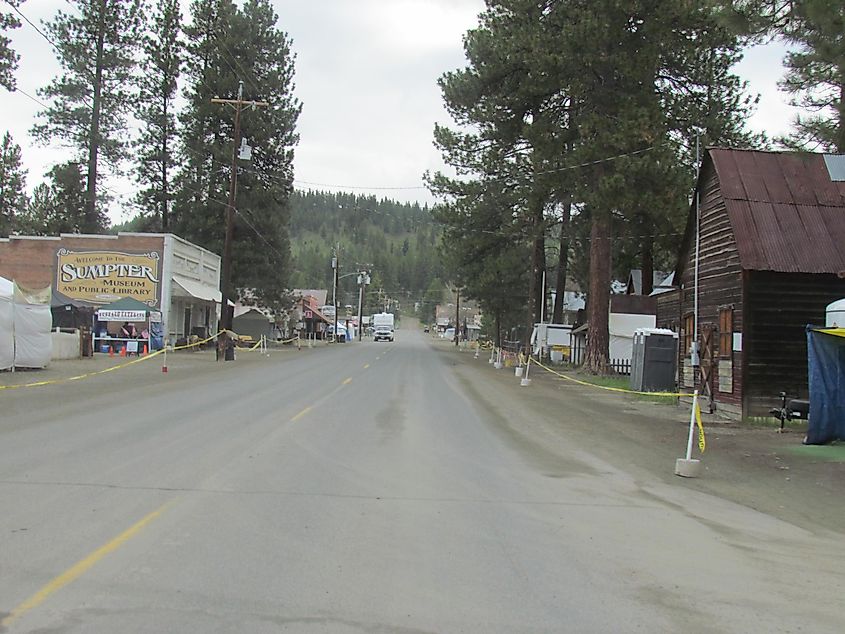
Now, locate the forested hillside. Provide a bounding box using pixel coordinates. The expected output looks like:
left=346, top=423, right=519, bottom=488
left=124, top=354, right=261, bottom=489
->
left=288, top=190, right=444, bottom=315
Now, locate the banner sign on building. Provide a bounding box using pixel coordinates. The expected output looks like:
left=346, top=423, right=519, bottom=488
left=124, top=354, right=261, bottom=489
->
left=56, top=249, right=160, bottom=306
left=97, top=309, right=147, bottom=322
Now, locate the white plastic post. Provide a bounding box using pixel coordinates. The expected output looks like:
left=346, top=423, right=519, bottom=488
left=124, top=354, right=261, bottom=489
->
left=520, top=357, right=532, bottom=386
left=686, top=390, right=698, bottom=460
left=675, top=389, right=702, bottom=477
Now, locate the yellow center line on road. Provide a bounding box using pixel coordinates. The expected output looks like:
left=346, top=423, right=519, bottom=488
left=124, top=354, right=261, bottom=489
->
left=290, top=406, right=312, bottom=422
left=342, top=378, right=352, bottom=385
left=1, top=500, right=174, bottom=629
left=363, top=364, right=370, bottom=369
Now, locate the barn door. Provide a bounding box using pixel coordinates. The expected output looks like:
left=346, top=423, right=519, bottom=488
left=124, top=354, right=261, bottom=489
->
left=700, top=324, right=717, bottom=412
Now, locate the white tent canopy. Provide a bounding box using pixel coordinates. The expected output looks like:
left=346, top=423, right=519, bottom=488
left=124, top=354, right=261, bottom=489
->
left=0, top=276, right=52, bottom=370
left=0, top=276, right=13, bottom=370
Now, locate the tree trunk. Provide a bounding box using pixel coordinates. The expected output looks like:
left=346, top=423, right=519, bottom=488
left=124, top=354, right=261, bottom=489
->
left=495, top=313, right=501, bottom=348
left=532, top=233, right=545, bottom=321
left=641, top=216, right=654, bottom=296
left=525, top=193, right=545, bottom=348
left=584, top=212, right=611, bottom=374
left=838, top=80, right=845, bottom=153
left=85, top=0, right=107, bottom=232
left=552, top=196, right=571, bottom=323
left=161, top=93, right=170, bottom=231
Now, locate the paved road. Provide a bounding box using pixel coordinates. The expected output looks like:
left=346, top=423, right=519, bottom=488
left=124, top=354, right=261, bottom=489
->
left=1, top=330, right=843, bottom=632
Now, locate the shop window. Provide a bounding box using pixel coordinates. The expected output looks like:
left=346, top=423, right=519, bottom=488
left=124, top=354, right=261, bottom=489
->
left=719, top=307, right=733, bottom=357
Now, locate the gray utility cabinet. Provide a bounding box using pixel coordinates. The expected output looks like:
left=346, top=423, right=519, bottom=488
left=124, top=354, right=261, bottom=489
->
left=630, top=328, right=679, bottom=392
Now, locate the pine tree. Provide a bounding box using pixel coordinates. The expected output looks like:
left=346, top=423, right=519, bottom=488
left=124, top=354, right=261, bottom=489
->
left=135, top=0, right=183, bottom=230
left=174, top=0, right=238, bottom=248
left=431, top=2, right=562, bottom=340
left=0, top=131, right=27, bottom=236
left=16, top=162, right=87, bottom=235
left=778, top=1, right=845, bottom=152
left=174, top=0, right=300, bottom=311
left=0, top=0, right=23, bottom=90
left=31, top=0, right=141, bottom=231
left=432, top=0, right=758, bottom=373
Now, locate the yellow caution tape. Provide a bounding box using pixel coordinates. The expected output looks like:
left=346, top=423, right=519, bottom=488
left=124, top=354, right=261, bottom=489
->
left=530, top=358, right=704, bottom=447
left=532, top=358, right=694, bottom=398
left=0, top=329, right=308, bottom=391
left=239, top=335, right=310, bottom=350
left=695, top=400, right=706, bottom=453
left=170, top=330, right=224, bottom=351
left=0, top=348, right=166, bottom=391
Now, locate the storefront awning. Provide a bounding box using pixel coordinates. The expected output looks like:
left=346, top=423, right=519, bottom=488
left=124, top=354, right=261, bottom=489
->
left=172, top=275, right=222, bottom=304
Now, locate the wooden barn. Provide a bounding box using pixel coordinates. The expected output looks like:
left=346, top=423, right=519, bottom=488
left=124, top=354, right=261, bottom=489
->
left=656, top=149, right=845, bottom=418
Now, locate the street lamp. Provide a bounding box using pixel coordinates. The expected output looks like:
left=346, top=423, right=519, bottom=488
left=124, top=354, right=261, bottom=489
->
left=335, top=268, right=370, bottom=342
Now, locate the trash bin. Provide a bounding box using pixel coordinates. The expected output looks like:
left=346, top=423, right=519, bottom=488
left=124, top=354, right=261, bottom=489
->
left=225, top=339, right=235, bottom=361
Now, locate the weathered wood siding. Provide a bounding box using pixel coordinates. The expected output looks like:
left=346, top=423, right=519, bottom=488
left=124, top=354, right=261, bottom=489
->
left=655, top=289, right=681, bottom=331
left=678, top=162, right=744, bottom=413
left=744, top=271, right=845, bottom=416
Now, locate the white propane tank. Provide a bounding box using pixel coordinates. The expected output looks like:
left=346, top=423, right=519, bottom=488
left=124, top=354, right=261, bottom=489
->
left=827, top=298, right=845, bottom=327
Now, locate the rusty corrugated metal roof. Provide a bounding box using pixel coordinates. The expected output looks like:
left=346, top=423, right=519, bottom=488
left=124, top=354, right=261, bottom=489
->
left=709, top=149, right=845, bottom=273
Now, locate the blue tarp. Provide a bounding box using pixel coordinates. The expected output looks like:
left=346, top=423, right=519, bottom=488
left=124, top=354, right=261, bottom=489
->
left=806, top=327, right=845, bottom=445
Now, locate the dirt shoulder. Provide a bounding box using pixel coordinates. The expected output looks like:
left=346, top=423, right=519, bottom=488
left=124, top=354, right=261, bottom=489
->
left=434, top=341, right=845, bottom=536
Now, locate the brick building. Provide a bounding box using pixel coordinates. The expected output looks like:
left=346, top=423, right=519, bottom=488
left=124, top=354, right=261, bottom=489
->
left=0, top=232, right=223, bottom=348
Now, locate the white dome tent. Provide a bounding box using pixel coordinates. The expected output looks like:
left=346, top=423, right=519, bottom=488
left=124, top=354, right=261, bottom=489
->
left=0, top=276, right=53, bottom=371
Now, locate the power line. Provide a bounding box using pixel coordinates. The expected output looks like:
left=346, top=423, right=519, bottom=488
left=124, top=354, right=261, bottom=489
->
left=294, top=179, right=428, bottom=191
left=6, top=1, right=59, bottom=55
left=11, top=86, right=50, bottom=110
left=8, top=1, right=97, bottom=112
left=213, top=32, right=262, bottom=97
left=532, top=144, right=662, bottom=177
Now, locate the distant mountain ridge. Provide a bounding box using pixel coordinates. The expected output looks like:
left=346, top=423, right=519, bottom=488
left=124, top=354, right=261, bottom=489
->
left=288, top=190, right=443, bottom=311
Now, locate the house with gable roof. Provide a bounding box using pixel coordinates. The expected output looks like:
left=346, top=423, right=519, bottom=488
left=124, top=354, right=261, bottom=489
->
left=656, top=148, right=845, bottom=418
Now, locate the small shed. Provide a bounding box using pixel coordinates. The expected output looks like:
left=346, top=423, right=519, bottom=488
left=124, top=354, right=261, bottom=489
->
left=658, top=149, right=845, bottom=418
left=233, top=307, right=274, bottom=341
left=296, top=294, right=331, bottom=339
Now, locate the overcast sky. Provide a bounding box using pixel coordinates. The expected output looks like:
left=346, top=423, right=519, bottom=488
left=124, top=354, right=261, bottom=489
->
left=5, top=1, right=801, bottom=223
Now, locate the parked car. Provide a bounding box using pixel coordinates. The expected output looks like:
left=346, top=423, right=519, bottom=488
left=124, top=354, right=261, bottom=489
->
left=326, top=323, right=347, bottom=342
left=374, top=326, right=393, bottom=342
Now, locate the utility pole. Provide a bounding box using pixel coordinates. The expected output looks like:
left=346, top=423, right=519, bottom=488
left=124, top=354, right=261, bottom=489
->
left=357, top=270, right=370, bottom=341
left=455, top=287, right=460, bottom=347
left=332, top=246, right=339, bottom=343
left=211, top=81, right=269, bottom=360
